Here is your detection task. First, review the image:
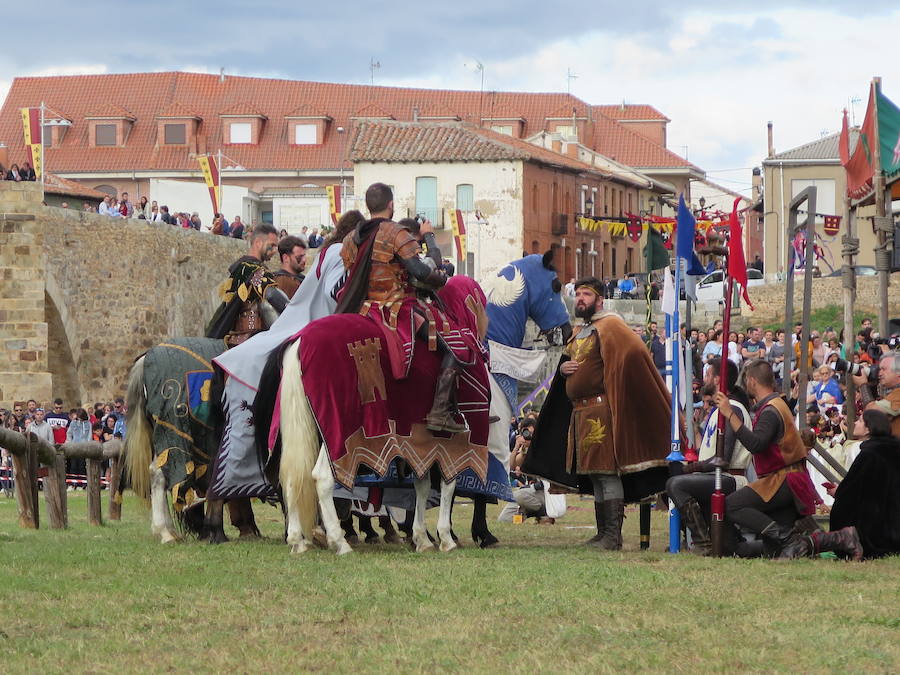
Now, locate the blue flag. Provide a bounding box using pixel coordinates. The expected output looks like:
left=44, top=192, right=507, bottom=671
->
left=676, top=194, right=707, bottom=275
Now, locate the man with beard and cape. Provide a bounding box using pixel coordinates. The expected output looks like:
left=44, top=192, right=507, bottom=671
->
left=522, top=276, right=671, bottom=550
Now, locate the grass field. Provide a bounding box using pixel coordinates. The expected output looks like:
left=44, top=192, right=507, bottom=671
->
left=1, top=492, right=899, bottom=673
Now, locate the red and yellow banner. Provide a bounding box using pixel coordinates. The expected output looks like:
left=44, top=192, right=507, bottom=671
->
left=447, top=208, right=466, bottom=259
left=197, top=155, right=220, bottom=214
left=20, top=107, right=42, bottom=179
left=326, top=185, right=342, bottom=225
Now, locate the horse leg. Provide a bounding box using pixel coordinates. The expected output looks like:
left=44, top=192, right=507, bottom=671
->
left=412, top=477, right=435, bottom=552
left=437, top=479, right=457, bottom=552
left=471, top=496, right=499, bottom=548
left=204, top=498, right=228, bottom=544
left=149, top=462, right=177, bottom=544
left=228, top=498, right=261, bottom=539
left=312, top=446, right=352, bottom=555
left=379, top=515, right=402, bottom=544
left=285, top=487, right=310, bottom=554
left=336, top=498, right=360, bottom=545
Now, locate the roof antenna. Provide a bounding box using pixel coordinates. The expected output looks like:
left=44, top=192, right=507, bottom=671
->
left=219, top=67, right=225, bottom=83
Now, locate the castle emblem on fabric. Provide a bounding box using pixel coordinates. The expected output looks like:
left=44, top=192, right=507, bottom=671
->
left=347, top=337, right=386, bottom=404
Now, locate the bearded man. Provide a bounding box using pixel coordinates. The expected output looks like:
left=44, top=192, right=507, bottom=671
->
left=523, top=277, right=671, bottom=550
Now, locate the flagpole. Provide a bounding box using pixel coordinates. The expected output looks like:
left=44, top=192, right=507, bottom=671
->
left=667, top=256, right=683, bottom=554
left=710, top=272, right=733, bottom=557
left=871, top=77, right=889, bottom=337
left=40, top=101, right=45, bottom=201
left=218, top=148, right=223, bottom=219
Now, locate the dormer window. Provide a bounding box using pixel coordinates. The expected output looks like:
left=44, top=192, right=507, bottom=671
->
left=285, top=105, right=332, bottom=146
left=220, top=103, right=267, bottom=145
left=85, top=104, right=136, bottom=148
left=156, top=103, right=201, bottom=148
left=481, top=116, right=525, bottom=138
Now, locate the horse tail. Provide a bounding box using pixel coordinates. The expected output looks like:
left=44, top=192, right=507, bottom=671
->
left=124, top=354, right=153, bottom=505
left=279, top=340, right=319, bottom=539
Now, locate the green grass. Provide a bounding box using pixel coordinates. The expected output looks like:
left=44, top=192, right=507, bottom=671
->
left=761, top=304, right=873, bottom=336
left=1, top=492, right=899, bottom=673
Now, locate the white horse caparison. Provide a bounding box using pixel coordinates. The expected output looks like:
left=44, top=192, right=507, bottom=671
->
left=279, top=339, right=459, bottom=555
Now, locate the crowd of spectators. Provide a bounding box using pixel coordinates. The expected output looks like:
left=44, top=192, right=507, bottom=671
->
left=1, top=396, right=126, bottom=494
left=2, top=161, right=37, bottom=181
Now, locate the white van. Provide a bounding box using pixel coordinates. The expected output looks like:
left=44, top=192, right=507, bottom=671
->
left=695, top=268, right=765, bottom=302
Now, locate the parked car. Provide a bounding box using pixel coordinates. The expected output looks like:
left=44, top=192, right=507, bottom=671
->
left=824, top=266, right=878, bottom=277
left=695, top=268, right=765, bottom=302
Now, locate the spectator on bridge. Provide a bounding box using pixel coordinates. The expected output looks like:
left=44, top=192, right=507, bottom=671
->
left=159, top=205, right=173, bottom=224
left=138, top=196, right=150, bottom=219
left=230, top=216, right=245, bottom=239
left=6, top=163, right=23, bottom=181
left=20, top=162, right=36, bottom=181
left=119, top=192, right=134, bottom=217
left=190, top=212, right=202, bottom=230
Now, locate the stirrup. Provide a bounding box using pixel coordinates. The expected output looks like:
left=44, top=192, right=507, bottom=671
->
left=426, top=411, right=469, bottom=434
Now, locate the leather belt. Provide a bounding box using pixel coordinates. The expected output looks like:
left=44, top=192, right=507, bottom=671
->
left=727, top=469, right=746, bottom=477
left=574, top=395, right=604, bottom=407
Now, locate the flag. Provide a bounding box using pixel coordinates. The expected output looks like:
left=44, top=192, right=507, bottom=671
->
left=727, top=197, right=754, bottom=310
left=20, top=107, right=42, bottom=179
left=326, top=185, right=342, bottom=225
left=676, top=194, right=707, bottom=275
left=197, top=155, right=220, bottom=215
left=839, top=108, right=850, bottom=165
left=643, top=225, right=669, bottom=271
left=845, top=83, right=877, bottom=198
left=823, top=215, right=842, bottom=236
left=876, top=86, right=900, bottom=178
left=448, top=208, right=466, bottom=259
left=661, top=266, right=676, bottom=316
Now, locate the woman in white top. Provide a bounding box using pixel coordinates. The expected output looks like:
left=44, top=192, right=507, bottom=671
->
left=727, top=330, right=742, bottom=367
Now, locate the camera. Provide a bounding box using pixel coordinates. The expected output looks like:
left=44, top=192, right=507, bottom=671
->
left=414, top=213, right=427, bottom=225
left=520, top=428, right=533, bottom=441
left=832, top=357, right=878, bottom=386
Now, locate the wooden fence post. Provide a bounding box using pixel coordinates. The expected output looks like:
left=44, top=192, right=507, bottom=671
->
left=43, top=452, right=68, bottom=529
left=108, top=455, right=122, bottom=521
left=12, top=442, right=38, bottom=529
left=86, top=458, right=103, bottom=526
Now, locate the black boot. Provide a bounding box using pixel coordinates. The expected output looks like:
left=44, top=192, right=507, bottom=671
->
left=585, top=501, right=605, bottom=545
left=591, top=499, right=624, bottom=551
left=760, top=522, right=808, bottom=559
left=810, top=527, right=864, bottom=561
left=680, top=498, right=712, bottom=556
left=426, top=367, right=469, bottom=434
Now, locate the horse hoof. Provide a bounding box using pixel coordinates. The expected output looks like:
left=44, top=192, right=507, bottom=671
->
left=311, top=527, right=328, bottom=549
left=415, top=541, right=435, bottom=553
left=364, top=535, right=381, bottom=545
left=439, top=540, right=458, bottom=553
left=383, top=533, right=403, bottom=545
left=473, top=531, right=500, bottom=549
left=335, top=541, right=354, bottom=556
left=345, top=534, right=360, bottom=546
left=160, top=532, right=179, bottom=544
left=207, top=530, right=229, bottom=545
left=290, top=541, right=310, bottom=554
left=238, top=531, right=262, bottom=540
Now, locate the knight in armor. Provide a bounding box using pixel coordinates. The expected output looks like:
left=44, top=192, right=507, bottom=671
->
left=335, top=182, right=468, bottom=434
left=206, top=223, right=289, bottom=348
left=523, top=277, right=671, bottom=550
left=272, top=234, right=307, bottom=299
left=665, top=357, right=752, bottom=556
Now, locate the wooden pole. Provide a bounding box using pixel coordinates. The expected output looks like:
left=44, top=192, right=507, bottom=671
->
left=86, top=458, right=103, bottom=526
left=12, top=443, right=38, bottom=529
left=871, top=77, right=890, bottom=337
left=782, top=223, right=796, bottom=399
left=108, top=455, right=122, bottom=521
left=43, top=452, right=68, bottom=529
left=798, top=188, right=817, bottom=434
left=842, top=194, right=858, bottom=436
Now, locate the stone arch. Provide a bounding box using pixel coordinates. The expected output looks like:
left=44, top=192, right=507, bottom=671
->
left=44, top=290, right=82, bottom=407
left=94, top=184, right=118, bottom=197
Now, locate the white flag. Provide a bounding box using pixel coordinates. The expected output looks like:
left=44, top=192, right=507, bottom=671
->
left=661, top=267, right=676, bottom=316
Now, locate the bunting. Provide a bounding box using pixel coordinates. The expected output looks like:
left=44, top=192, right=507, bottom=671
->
left=20, top=107, right=42, bottom=179
left=197, top=155, right=220, bottom=215
left=326, top=185, right=342, bottom=225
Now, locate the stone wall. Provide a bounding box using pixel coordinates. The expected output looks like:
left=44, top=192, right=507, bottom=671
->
left=0, top=181, right=246, bottom=408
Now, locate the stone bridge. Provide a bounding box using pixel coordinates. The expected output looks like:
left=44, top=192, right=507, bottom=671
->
left=0, top=181, right=246, bottom=408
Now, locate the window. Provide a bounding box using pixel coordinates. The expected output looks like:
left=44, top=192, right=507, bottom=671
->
left=791, top=178, right=836, bottom=214
left=456, top=184, right=474, bottom=211
left=415, top=176, right=438, bottom=224
left=230, top=122, right=252, bottom=144
left=294, top=124, right=317, bottom=145
left=555, top=124, right=576, bottom=140
left=164, top=123, right=186, bottom=145
left=95, top=124, right=117, bottom=146
left=42, top=125, right=54, bottom=148
left=491, top=125, right=513, bottom=136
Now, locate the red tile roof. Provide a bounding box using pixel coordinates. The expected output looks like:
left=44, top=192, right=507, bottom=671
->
left=0, top=72, right=695, bottom=175
left=219, top=102, right=267, bottom=118
left=593, top=104, right=670, bottom=122
left=351, top=103, right=395, bottom=119
left=351, top=120, right=613, bottom=178
left=43, top=173, right=107, bottom=199
left=284, top=103, right=329, bottom=118
left=84, top=103, right=136, bottom=120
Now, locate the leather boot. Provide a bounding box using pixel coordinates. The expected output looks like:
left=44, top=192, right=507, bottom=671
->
left=810, top=527, right=864, bottom=561
left=426, top=367, right=469, bottom=434
left=592, top=499, right=624, bottom=551
left=585, top=501, right=605, bottom=545
left=760, top=522, right=808, bottom=559
left=680, top=498, right=712, bottom=556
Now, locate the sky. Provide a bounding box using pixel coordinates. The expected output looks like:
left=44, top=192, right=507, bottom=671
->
left=2, top=1, right=898, bottom=196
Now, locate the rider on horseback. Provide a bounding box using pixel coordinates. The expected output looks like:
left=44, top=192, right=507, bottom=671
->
left=335, top=182, right=470, bottom=435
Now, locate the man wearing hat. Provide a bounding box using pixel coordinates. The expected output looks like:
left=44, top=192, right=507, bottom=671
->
left=522, top=277, right=671, bottom=550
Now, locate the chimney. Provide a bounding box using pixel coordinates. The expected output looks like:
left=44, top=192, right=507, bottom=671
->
left=566, top=142, right=579, bottom=159
left=767, top=121, right=774, bottom=158
left=0, top=143, right=8, bottom=169
left=752, top=167, right=762, bottom=200
left=219, top=67, right=226, bottom=83
left=551, top=140, right=562, bottom=154
left=412, top=107, right=419, bottom=122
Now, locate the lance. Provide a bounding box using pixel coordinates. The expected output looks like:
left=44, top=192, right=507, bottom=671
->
left=709, top=268, right=733, bottom=557
left=667, top=259, right=684, bottom=554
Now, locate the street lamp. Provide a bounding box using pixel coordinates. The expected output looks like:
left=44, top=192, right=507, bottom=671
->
left=584, top=196, right=594, bottom=216
left=337, top=126, right=346, bottom=213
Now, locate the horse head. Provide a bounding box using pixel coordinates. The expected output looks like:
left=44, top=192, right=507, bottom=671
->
left=484, top=251, right=572, bottom=348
